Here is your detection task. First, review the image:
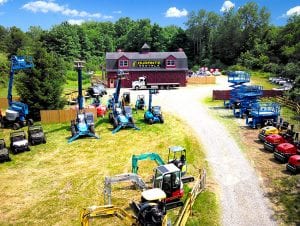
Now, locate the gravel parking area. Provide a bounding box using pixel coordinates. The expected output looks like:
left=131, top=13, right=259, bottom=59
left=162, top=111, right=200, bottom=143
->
left=141, top=77, right=278, bottom=226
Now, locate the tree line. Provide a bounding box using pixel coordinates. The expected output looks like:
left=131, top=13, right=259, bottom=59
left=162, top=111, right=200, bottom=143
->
left=0, top=1, right=299, bottom=118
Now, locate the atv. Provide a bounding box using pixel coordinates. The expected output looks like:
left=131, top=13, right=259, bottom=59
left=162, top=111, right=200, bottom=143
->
left=0, top=139, right=10, bottom=162
left=28, top=125, right=46, bottom=145
left=10, top=131, right=30, bottom=154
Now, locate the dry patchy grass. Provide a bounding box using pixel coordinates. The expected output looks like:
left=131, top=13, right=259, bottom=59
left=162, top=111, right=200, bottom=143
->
left=205, top=99, right=300, bottom=225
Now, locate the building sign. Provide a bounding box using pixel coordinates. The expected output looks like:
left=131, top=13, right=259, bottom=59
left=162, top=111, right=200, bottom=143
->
left=133, top=60, right=161, bottom=68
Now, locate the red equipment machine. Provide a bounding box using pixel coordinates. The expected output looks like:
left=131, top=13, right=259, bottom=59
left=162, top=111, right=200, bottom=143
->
left=273, top=139, right=299, bottom=163
left=286, top=155, right=300, bottom=174
left=263, top=125, right=296, bottom=152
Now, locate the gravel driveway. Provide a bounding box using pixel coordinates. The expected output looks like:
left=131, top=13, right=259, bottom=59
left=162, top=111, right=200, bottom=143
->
left=148, top=77, right=277, bottom=226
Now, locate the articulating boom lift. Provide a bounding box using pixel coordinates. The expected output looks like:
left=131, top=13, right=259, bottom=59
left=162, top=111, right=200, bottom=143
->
left=108, top=70, right=139, bottom=134
left=68, top=60, right=99, bottom=143
left=144, top=88, right=164, bottom=124
left=1, top=56, right=34, bottom=130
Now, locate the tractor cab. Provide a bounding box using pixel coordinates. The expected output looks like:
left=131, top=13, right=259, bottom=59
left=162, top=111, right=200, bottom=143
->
left=133, top=188, right=168, bottom=226
left=153, top=163, right=183, bottom=203
left=167, top=146, right=187, bottom=175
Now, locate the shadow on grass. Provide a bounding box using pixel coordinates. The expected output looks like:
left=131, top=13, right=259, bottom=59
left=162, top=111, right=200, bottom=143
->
left=45, top=125, right=70, bottom=134
left=280, top=169, right=293, bottom=175
left=258, top=147, right=273, bottom=154
left=254, top=139, right=264, bottom=144
left=209, top=106, right=227, bottom=110
left=268, top=157, right=286, bottom=164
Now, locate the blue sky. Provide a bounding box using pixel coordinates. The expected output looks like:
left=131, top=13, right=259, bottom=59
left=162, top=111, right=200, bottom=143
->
left=0, top=0, right=299, bottom=31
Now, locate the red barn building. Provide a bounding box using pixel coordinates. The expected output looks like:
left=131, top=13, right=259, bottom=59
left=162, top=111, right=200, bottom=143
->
left=105, top=43, right=188, bottom=88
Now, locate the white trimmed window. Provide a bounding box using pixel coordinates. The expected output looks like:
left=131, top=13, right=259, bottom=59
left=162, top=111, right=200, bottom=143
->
left=119, top=60, right=128, bottom=67
left=166, top=60, right=175, bottom=66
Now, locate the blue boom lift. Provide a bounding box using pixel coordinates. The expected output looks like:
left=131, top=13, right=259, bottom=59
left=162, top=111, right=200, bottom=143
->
left=144, top=88, right=164, bottom=124
left=68, top=60, right=99, bottom=143
left=0, top=56, right=34, bottom=130
left=108, top=70, right=139, bottom=134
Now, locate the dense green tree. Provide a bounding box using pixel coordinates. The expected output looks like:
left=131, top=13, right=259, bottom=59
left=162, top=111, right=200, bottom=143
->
left=150, top=23, right=166, bottom=51
left=124, top=19, right=152, bottom=51
left=186, top=10, right=220, bottom=66
left=42, top=22, right=80, bottom=61
left=4, top=26, right=28, bottom=57
left=15, top=44, right=66, bottom=119
left=0, top=52, right=9, bottom=87
left=211, top=9, right=243, bottom=65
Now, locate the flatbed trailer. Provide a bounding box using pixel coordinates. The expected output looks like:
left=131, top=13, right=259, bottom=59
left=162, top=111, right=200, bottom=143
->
left=132, top=76, right=180, bottom=90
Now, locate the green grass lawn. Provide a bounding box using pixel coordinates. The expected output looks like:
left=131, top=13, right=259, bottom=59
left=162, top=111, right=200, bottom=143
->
left=0, top=110, right=219, bottom=225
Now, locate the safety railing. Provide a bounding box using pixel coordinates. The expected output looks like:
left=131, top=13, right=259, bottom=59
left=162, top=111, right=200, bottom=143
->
left=174, top=169, right=206, bottom=226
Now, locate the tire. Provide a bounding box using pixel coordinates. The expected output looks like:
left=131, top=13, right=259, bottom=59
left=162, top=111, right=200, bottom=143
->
left=28, top=119, right=34, bottom=125
left=26, top=147, right=30, bottom=152
left=135, top=86, right=139, bottom=90
left=43, top=137, right=47, bottom=144
left=71, top=126, right=76, bottom=137
left=113, top=118, right=118, bottom=129
left=148, top=118, right=153, bottom=125
left=108, top=113, right=113, bottom=123
left=31, top=139, right=35, bottom=146
left=160, top=115, right=164, bottom=124
left=13, top=123, right=20, bottom=130
left=11, top=148, right=17, bottom=155
left=90, top=125, right=95, bottom=134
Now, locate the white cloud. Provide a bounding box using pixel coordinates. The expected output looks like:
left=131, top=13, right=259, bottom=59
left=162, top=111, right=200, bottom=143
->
left=113, top=10, right=122, bottom=14
left=68, top=19, right=85, bottom=25
left=0, top=0, right=8, bottom=5
left=220, top=1, right=235, bottom=12
left=103, top=15, right=113, bottom=19
left=286, top=6, right=300, bottom=17
left=165, top=7, right=188, bottom=18
left=22, top=0, right=102, bottom=18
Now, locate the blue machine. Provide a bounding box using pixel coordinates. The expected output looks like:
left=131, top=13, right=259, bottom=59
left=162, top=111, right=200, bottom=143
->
left=1, top=56, right=34, bottom=130
left=135, top=94, right=145, bottom=110
left=68, top=60, right=99, bottom=143
left=224, top=71, right=250, bottom=108
left=108, top=70, right=139, bottom=134
left=144, top=88, right=164, bottom=124
left=246, top=102, right=281, bottom=129
left=232, top=85, right=263, bottom=118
